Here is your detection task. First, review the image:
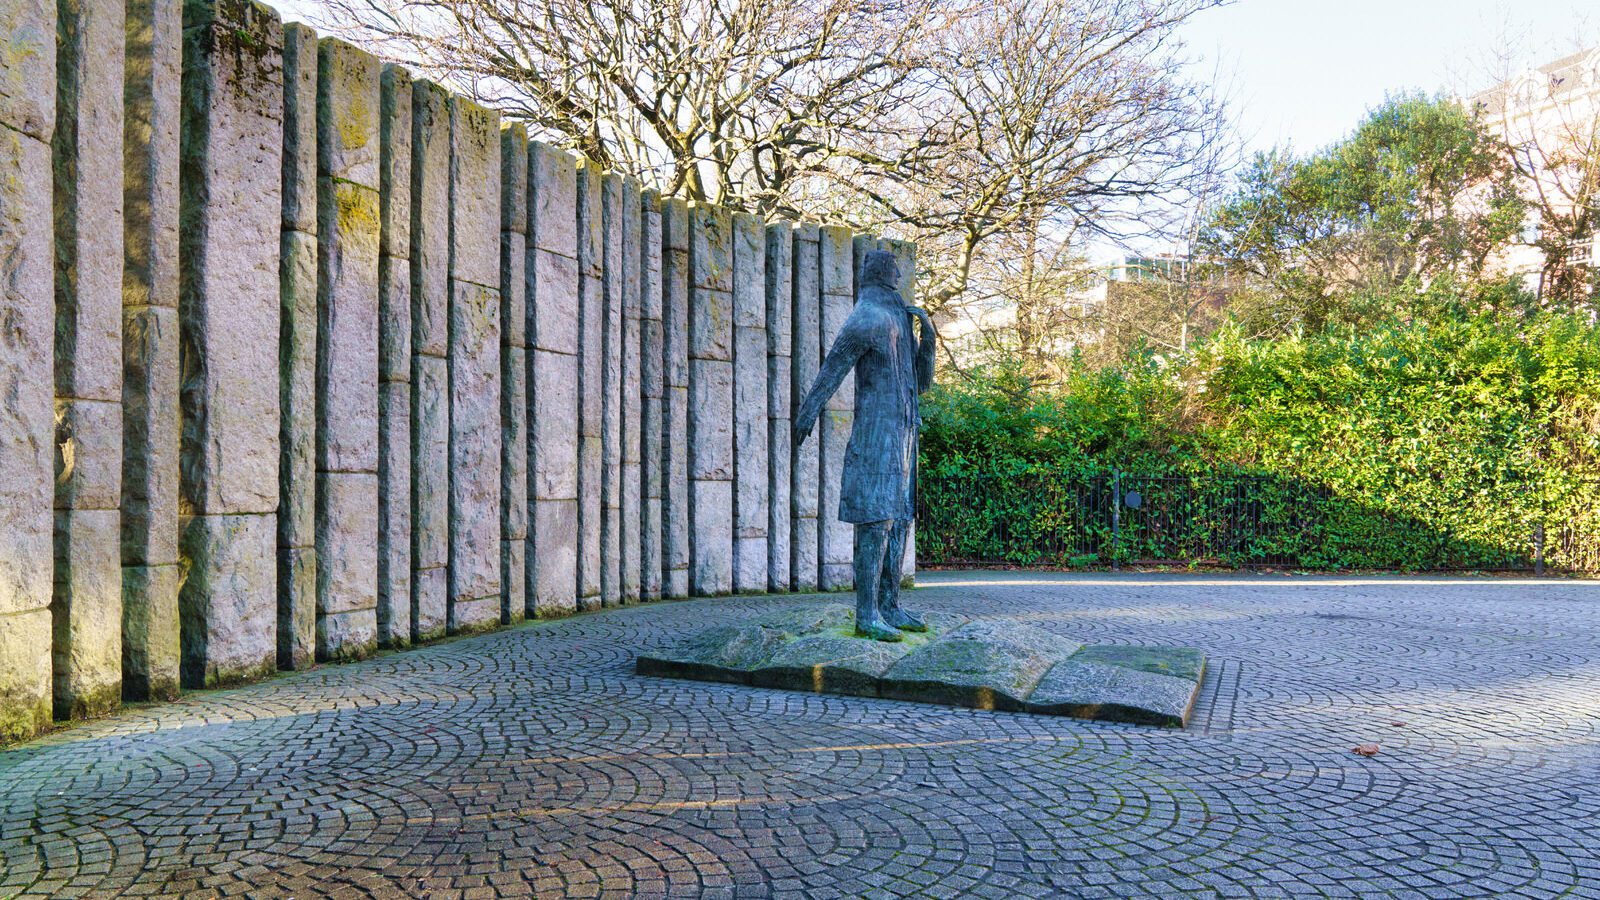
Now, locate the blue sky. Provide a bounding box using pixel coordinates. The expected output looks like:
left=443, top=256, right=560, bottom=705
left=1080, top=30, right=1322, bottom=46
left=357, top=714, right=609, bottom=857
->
left=279, top=0, right=1597, bottom=157
left=1184, top=0, right=1598, bottom=156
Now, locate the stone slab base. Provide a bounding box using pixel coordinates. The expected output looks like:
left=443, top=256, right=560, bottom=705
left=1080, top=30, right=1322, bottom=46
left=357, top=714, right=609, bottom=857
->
left=636, top=603, right=1205, bottom=728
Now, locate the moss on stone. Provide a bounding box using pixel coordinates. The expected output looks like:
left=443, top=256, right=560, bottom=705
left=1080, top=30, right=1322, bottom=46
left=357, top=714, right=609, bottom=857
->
left=1069, top=645, right=1205, bottom=682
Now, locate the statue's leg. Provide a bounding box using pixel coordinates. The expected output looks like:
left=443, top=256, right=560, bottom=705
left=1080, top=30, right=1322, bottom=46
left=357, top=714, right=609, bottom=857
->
left=853, top=521, right=901, bottom=642
left=879, top=519, right=926, bottom=632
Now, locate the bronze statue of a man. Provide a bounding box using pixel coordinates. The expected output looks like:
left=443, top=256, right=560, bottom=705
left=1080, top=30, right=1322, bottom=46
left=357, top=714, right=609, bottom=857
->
left=795, top=250, right=937, bottom=642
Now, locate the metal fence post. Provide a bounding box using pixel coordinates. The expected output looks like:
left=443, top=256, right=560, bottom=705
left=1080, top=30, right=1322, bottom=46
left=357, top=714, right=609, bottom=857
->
left=1110, top=469, right=1121, bottom=572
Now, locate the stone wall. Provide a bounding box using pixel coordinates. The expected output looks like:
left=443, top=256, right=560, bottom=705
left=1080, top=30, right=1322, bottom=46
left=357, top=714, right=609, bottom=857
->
left=0, top=0, right=918, bottom=745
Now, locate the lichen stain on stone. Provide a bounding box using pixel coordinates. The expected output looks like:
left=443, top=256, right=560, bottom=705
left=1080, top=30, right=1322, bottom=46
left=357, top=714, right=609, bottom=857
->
left=337, top=93, right=372, bottom=154
left=334, top=182, right=379, bottom=242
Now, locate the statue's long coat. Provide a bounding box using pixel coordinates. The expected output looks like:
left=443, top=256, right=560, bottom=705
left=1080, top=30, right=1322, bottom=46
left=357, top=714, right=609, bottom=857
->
left=796, top=279, right=936, bottom=524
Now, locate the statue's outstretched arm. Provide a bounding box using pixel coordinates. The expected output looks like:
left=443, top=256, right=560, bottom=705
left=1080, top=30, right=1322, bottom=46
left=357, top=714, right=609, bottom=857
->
left=793, top=322, right=867, bottom=446
left=910, top=306, right=937, bottom=393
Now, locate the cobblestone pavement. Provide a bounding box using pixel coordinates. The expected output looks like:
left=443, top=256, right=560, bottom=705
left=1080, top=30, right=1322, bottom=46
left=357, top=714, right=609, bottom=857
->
left=3, top=572, right=1599, bottom=899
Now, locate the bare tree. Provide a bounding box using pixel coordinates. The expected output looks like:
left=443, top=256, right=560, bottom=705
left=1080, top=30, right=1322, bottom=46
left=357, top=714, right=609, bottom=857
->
left=842, top=0, right=1231, bottom=320
left=312, top=0, right=947, bottom=210
left=1465, top=32, right=1600, bottom=308
left=1494, top=65, right=1600, bottom=305
left=312, top=0, right=1231, bottom=356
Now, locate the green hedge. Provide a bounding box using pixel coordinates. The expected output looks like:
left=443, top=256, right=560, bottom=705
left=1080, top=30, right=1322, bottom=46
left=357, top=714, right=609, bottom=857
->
left=918, top=314, right=1600, bottom=571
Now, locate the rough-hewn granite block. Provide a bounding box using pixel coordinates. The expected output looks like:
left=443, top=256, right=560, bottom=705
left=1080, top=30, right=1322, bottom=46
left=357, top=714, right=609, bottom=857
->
left=448, top=281, right=502, bottom=628
left=578, top=435, right=602, bottom=608
left=378, top=64, right=411, bottom=259
left=689, top=202, right=733, bottom=294
left=316, top=178, right=381, bottom=473
left=690, top=478, right=733, bottom=597
left=502, top=537, right=526, bottom=626
left=880, top=621, right=1079, bottom=711
left=278, top=24, right=316, bottom=672
left=409, top=80, right=450, bottom=358
left=0, top=194, right=47, bottom=722
left=1026, top=658, right=1201, bottom=728
left=600, top=173, right=624, bottom=608
left=789, top=224, right=821, bottom=592
left=0, top=610, right=53, bottom=745
left=448, top=95, right=500, bottom=289
left=764, top=224, right=793, bottom=593
left=314, top=44, right=380, bottom=664
left=316, top=38, right=379, bottom=188
left=378, top=380, right=411, bottom=648
left=619, top=177, right=643, bottom=603
left=731, top=213, right=768, bottom=593
left=54, top=398, right=122, bottom=511
left=639, top=610, right=1203, bottom=726
left=0, top=0, right=55, bottom=142
left=280, top=24, right=316, bottom=232
left=528, top=140, right=576, bottom=257
left=178, top=512, right=277, bottom=688
left=179, top=0, right=283, bottom=518
left=54, top=0, right=125, bottom=405
left=316, top=470, right=378, bottom=661
left=639, top=190, right=664, bottom=602
left=412, top=562, right=447, bottom=644
left=277, top=226, right=317, bottom=535
left=660, top=198, right=691, bottom=599
left=500, top=342, right=528, bottom=623
left=575, top=159, right=603, bottom=610
left=177, top=0, right=282, bottom=691
left=276, top=544, right=315, bottom=669
left=52, top=508, right=123, bottom=719
left=121, top=0, right=182, bottom=703
left=407, top=343, right=448, bottom=570
left=530, top=498, right=578, bottom=618
left=121, top=562, right=180, bottom=701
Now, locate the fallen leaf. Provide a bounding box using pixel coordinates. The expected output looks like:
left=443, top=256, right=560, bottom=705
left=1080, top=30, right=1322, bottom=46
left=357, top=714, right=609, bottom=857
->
left=1389, top=721, right=1406, bottom=727
left=1352, top=743, right=1380, bottom=757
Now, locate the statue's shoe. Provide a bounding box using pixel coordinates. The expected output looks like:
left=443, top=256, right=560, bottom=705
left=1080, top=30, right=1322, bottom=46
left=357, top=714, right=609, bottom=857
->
left=883, top=606, right=929, bottom=633
left=854, top=621, right=905, bottom=642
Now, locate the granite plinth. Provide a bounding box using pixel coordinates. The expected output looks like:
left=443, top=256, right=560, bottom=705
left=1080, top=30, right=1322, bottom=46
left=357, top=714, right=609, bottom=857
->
left=636, top=603, right=1205, bottom=727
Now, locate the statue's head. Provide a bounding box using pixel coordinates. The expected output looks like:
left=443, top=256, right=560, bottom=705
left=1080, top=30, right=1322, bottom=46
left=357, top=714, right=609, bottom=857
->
left=859, top=250, right=901, bottom=291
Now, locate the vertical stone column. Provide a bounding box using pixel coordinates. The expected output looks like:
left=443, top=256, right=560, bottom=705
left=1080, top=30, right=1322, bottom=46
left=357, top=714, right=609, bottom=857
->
left=408, top=79, right=450, bottom=642
left=659, top=198, right=691, bottom=599
left=499, top=123, right=528, bottom=626
left=177, top=0, right=282, bottom=688
left=818, top=225, right=855, bottom=591
left=276, top=22, right=316, bottom=670
left=688, top=203, right=734, bottom=597
left=731, top=213, right=768, bottom=594
left=764, top=223, right=793, bottom=593
left=789, top=224, right=821, bottom=593
left=524, top=141, right=579, bottom=618
left=122, top=0, right=182, bottom=701
left=889, top=238, right=918, bottom=586
left=0, top=0, right=56, bottom=743
left=376, top=63, right=412, bottom=647
left=53, top=0, right=125, bottom=719
left=575, top=158, right=603, bottom=611
left=618, top=178, right=643, bottom=603
left=314, top=38, right=380, bottom=661
left=638, top=191, right=664, bottom=602
left=446, top=96, right=501, bottom=633
left=599, top=173, right=623, bottom=608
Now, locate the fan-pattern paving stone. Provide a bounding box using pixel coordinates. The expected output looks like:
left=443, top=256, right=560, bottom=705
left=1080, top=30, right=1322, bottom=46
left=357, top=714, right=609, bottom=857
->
left=3, top=572, right=1600, bottom=899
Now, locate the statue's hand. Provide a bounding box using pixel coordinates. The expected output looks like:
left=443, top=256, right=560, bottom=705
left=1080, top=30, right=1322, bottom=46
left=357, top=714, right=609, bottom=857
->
left=906, top=305, right=933, bottom=335
left=793, top=419, right=813, bottom=447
